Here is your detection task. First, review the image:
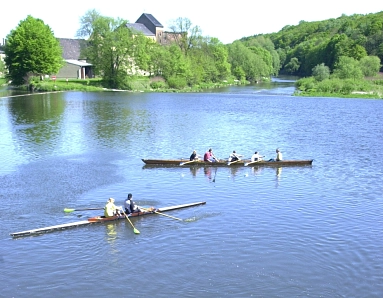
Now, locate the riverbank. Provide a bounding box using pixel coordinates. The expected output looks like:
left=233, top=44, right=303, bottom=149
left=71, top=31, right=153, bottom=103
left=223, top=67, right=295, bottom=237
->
left=294, top=74, right=383, bottom=99
left=2, top=76, right=247, bottom=93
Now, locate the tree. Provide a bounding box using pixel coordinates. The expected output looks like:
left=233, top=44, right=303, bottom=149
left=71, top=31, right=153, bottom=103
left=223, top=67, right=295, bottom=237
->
left=76, top=9, right=101, bottom=38
left=312, top=63, right=330, bottom=81
left=332, top=56, right=363, bottom=80
left=4, top=15, right=63, bottom=86
left=83, top=15, right=138, bottom=89
left=0, top=59, right=5, bottom=76
left=227, top=41, right=269, bottom=81
left=284, top=57, right=301, bottom=74
left=359, top=55, right=381, bottom=77
left=168, top=17, right=202, bottom=56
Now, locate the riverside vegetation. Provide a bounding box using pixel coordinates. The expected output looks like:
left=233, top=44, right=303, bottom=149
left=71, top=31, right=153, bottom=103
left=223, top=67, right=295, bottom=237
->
left=1, top=10, right=383, bottom=97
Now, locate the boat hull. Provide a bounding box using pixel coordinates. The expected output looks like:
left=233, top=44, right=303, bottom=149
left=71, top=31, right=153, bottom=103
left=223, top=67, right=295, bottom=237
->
left=10, top=201, right=206, bottom=237
left=142, top=159, right=313, bottom=167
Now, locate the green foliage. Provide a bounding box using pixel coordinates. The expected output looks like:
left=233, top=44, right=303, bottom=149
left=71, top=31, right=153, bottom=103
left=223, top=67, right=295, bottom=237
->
left=296, top=76, right=383, bottom=98
left=82, top=15, right=138, bottom=89
left=0, top=59, right=5, bottom=76
left=167, top=76, right=187, bottom=89
left=168, top=17, right=202, bottom=56
left=284, top=57, right=300, bottom=74
left=359, top=55, right=381, bottom=77
left=227, top=41, right=272, bottom=81
left=160, top=44, right=191, bottom=82
left=4, top=15, right=63, bottom=86
left=150, top=81, right=167, bottom=89
left=245, top=11, right=383, bottom=76
left=312, top=63, right=330, bottom=81
left=332, top=56, right=363, bottom=80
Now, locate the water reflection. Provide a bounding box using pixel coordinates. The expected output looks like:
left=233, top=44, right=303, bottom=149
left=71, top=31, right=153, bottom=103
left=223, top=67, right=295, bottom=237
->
left=275, top=167, right=282, bottom=188
left=189, top=166, right=201, bottom=177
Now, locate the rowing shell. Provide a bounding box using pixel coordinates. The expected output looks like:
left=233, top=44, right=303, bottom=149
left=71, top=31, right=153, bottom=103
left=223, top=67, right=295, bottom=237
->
left=10, top=201, right=206, bottom=238
left=142, top=159, right=313, bottom=167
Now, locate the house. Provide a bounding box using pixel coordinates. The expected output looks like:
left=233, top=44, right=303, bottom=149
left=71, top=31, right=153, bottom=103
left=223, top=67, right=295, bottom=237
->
left=126, top=13, right=179, bottom=45
left=56, top=38, right=93, bottom=79
left=126, top=13, right=163, bottom=43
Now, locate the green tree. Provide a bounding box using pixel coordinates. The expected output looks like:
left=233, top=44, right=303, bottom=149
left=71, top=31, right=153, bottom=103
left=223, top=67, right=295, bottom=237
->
left=4, top=15, right=63, bottom=86
left=332, top=56, right=363, bottom=80
left=359, top=55, right=381, bottom=77
left=82, top=15, right=138, bottom=89
left=227, top=41, right=270, bottom=81
left=168, top=17, right=202, bottom=56
left=0, top=59, right=5, bottom=76
left=284, top=57, right=301, bottom=74
left=312, top=63, right=330, bottom=81
left=161, top=44, right=191, bottom=82
left=76, top=9, right=101, bottom=38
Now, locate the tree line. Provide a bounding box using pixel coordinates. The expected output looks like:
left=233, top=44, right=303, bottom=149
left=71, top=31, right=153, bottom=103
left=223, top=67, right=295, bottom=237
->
left=2, top=10, right=383, bottom=92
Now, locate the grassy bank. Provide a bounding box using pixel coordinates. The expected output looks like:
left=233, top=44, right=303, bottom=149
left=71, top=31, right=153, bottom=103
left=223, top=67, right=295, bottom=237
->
left=12, top=77, right=246, bottom=93
left=294, top=76, right=383, bottom=99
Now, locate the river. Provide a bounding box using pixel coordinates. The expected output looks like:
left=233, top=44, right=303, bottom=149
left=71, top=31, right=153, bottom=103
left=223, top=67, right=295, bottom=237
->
left=0, top=79, right=382, bottom=297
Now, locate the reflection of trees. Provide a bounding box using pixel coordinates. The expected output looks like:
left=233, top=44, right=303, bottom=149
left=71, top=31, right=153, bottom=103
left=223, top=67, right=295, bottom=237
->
left=88, top=98, right=151, bottom=146
left=9, top=93, right=65, bottom=155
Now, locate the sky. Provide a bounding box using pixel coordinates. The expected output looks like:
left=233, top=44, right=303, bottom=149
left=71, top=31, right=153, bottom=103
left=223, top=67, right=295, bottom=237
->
left=1, top=0, right=382, bottom=45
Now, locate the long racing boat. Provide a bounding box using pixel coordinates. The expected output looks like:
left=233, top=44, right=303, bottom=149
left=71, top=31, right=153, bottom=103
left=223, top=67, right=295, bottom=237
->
left=10, top=201, right=206, bottom=238
left=142, top=159, right=313, bottom=167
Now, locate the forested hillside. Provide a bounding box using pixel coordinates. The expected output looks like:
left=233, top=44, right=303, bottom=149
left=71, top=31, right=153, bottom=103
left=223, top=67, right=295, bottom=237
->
left=241, top=11, right=383, bottom=77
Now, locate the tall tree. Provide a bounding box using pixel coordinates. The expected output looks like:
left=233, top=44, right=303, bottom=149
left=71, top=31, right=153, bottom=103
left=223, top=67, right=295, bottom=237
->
left=83, top=15, right=137, bottom=89
left=359, top=55, right=381, bottom=77
left=332, top=56, right=363, bottom=80
left=312, top=63, right=330, bottom=81
left=4, top=15, right=63, bottom=86
left=76, top=9, right=102, bottom=38
left=168, top=17, right=202, bottom=56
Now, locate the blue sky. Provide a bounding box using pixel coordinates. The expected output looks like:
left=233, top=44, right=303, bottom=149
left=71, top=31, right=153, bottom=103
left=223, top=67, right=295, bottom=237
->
left=1, top=0, right=382, bottom=45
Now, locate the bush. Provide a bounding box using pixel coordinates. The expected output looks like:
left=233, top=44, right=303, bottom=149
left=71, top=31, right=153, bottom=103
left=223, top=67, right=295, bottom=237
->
left=150, top=81, right=167, bottom=89
left=167, top=76, right=187, bottom=89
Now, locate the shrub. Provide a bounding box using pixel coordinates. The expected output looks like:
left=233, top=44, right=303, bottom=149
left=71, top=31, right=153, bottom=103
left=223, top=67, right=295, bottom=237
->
left=167, top=76, right=187, bottom=89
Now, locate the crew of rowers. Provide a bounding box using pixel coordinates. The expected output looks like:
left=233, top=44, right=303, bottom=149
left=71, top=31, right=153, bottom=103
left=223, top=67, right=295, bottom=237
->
left=190, top=148, right=283, bottom=163
left=104, top=193, right=142, bottom=218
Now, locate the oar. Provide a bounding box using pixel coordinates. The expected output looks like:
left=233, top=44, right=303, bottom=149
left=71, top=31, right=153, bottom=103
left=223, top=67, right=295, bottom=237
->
left=121, top=210, right=140, bottom=234
left=64, top=207, right=104, bottom=213
left=180, top=160, right=198, bottom=166
left=244, top=156, right=265, bottom=166
left=141, top=207, right=183, bottom=221
left=227, top=159, right=241, bottom=166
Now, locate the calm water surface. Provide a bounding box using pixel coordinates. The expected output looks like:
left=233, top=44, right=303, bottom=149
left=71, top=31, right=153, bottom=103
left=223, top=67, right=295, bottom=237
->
left=0, top=81, right=382, bottom=297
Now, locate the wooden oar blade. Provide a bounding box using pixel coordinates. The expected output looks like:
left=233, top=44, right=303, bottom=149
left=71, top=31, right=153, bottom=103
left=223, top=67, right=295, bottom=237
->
left=133, top=228, right=140, bottom=234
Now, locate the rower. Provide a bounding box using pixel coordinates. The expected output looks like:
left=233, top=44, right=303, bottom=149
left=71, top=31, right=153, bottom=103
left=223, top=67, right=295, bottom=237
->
left=189, top=150, right=201, bottom=161
left=251, top=151, right=263, bottom=162
left=228, top=150, right=243, bottom=162
left=204, top=148, right=219, bottom=162
left=124, top=193, right=141, bottom=214
left=268, top=148, right=283, bottom=162
left=104, top=198, right=122, bottom=218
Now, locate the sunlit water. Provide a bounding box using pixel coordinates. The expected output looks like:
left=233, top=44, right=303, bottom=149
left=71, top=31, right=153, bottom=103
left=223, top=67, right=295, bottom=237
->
left=0, top=81, right=382, bottom=297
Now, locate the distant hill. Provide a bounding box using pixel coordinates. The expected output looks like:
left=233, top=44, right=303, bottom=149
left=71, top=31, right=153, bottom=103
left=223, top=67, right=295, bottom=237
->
left=241, top=11, right=383, bottom=76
